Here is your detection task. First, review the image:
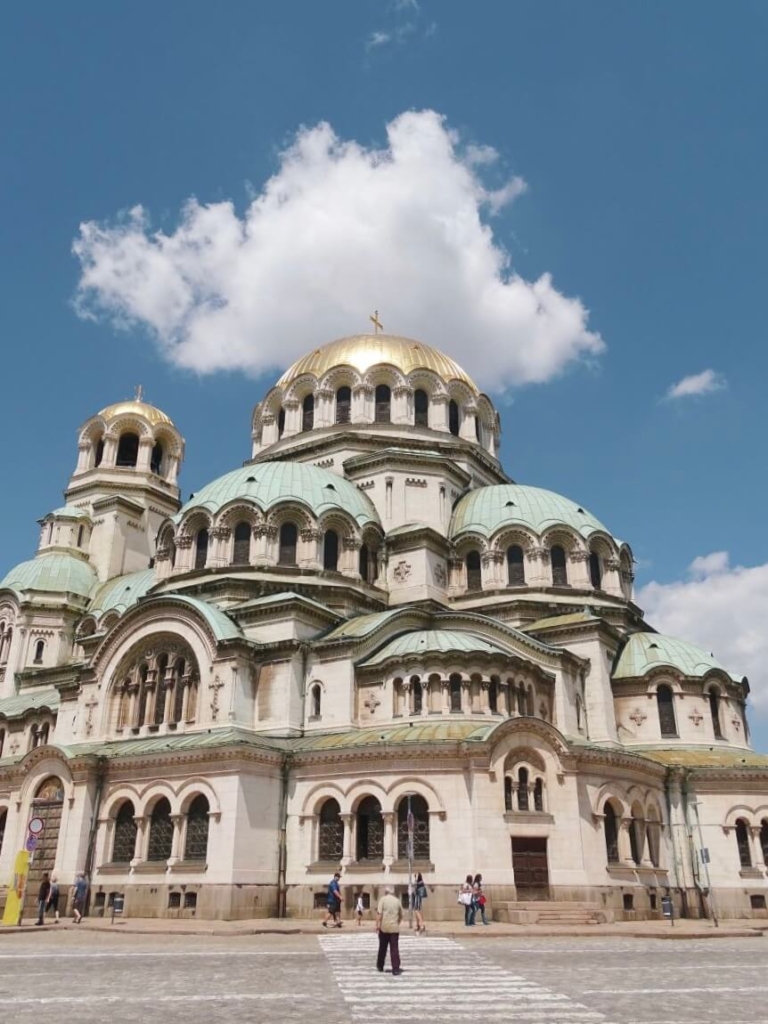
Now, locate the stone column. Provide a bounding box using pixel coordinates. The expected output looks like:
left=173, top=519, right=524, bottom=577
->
left=441, top=679, right=450, bottom=714
left=137, top=437, right=154, bottom=472
left=209, top=527, right=230, bottom=568
left=602, top=557, right=623, bottom=597
left=750, top=826, right=765, bottom=870
left=102, top=435, right=118, bottom=467
left=431, top=395, right=449, bottom=432
left=100, top=817, right=115, bottom=865
left=569, top=550, right=592, bottom=588
left=75, top=442, right=91, bottom=474
left=382, top=812, right=395, bottom=866
left=131, top=816, right=148, bottom=865
left=460, top=404, right=477, bottom=441
left=618, top=819, right=635, bottom=866
left=340, top=813, right=354, bottom=865
left=167, top=454, right=180, bottom=484
left=283, top=399, right=300, bottom=436
left=315, top=389, right=334, bottom=427
left=402, top=679, right=412, bottom=716
left=300, top=528, right=322, bottom=569
left=169, top=814, right=184, bottom=866
left=461, top=678, right=471, bottom=714
left=481, top=681, right=491, bottom=715
left=393, top=387, right=412, bottom=424
left=261, top=413, right=278, bottom=446
left=342, top=537, right=361, bottom=577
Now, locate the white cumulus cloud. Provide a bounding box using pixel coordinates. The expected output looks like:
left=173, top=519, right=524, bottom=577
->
left=72, top=110, right=604, bottom=389
left=665, top=368, right=726, bottom=400
left=639, top=553, right=768, bottom=714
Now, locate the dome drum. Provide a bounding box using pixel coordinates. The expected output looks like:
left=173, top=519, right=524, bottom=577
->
left=74, top=400, right=184, bottom=485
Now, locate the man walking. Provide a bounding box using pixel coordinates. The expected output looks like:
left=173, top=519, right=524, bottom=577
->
left=71, top=873, right=88, bottom=924
left=376, top=885, right=403, bottom=975
left=35, top=873, right=51, bottom=926
left=322, top=871, right=342, bottom=928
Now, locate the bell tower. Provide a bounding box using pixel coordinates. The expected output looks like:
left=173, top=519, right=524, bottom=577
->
left=66, top=391, right=185, bottom=581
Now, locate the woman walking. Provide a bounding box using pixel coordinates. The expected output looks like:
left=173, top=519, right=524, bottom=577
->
left=46, top=873, right=60, bottom=924
left=459, top=874, right=474, bottom=926
left=471, top=873, right=490, bottom=926
left=412, top=872, right=427, bottom=934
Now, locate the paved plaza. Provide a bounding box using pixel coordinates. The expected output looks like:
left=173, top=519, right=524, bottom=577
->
left=0, top=930, right=764, bottom=1023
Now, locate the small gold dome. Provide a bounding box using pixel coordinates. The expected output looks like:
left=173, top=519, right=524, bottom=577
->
left=276, top=334, right=479, bottom=394
left=99, top=399, right=174, bottom=428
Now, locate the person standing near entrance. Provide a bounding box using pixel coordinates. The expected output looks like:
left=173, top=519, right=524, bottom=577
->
left=35, top=873, right=51, bottom=926
left=471, top=873, right=490, bottom=926
left=459, top=875, right=473, bottom=925
left=322, top=872, right=342, bottom=928
left=46, top=874, right=60, bottom=924
left=412, top=872, right=427, bottom=934
left=71, top=873, right=88, bottom=924
left=376, top=885, right=403, bottom=975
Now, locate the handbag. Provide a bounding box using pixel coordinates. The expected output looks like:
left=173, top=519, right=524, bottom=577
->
left=458, top=891, right=472, bottom=906
left=417, top=884, right=428, bottom=899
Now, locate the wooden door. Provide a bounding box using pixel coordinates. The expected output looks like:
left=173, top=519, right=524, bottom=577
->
left=25, top=777, right=65, bottom=914
left=512, top=837, right=549, bottom=900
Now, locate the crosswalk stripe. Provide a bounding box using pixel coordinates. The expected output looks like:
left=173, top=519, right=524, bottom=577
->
left=319, top=934, right=608, bottom=1023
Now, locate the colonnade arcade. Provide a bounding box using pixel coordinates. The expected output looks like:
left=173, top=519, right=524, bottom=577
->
left=309, top=793, right=433, bottom=868
left=111, top=637, right=200, bottom=734
left=386, top=671, right=551, bottom=720
left=103, top=793, right=212, bottom=869
left=600, top=798, right=663, bottom=869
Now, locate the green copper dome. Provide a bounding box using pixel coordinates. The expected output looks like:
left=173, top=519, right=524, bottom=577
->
left=359, top=629, right=510, bottom=667
left=89, top=569, right=156, bottom=618
left=613, top=632, right=738, bottom=680
left=450, top=484, right=613, bottom=541
left=1, top=552, right=96, bottom=598
left=173, top=462, right=380, bottom=528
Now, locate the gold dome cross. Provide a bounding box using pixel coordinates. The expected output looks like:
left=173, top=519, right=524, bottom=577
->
left=368, top=310, right=384, bottom=335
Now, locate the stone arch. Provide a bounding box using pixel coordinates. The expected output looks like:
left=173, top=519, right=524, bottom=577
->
left=283, top=373, right=320, bottom=405
left=138, top=783, right=178, bottom=818
left=102, top=784, right=143, bottom=819
left=349, top=781, right=388, bottom=812
left=302, top=782, right=348, bottom=817
left=177, top=778, right=220, bottom=816
left=385, top=777, right=445, bottom=817
left=592, top=783, right=629, bottom=819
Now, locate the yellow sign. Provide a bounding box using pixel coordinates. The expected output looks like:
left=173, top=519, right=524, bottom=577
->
left=2, top=851, right=30, bottom=926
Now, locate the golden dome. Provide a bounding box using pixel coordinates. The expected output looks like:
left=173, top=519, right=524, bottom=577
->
left=276, top=334, right=479, bottom=394
left=99, top=399, right=174, bottom=428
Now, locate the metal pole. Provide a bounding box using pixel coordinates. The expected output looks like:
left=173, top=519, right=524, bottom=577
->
left=407, top=794, right=413, bottom=930
left=692, top=801, right=719, bottom=928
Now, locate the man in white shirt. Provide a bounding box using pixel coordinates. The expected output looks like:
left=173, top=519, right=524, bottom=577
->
left=376, top=885, right=403, bottom=975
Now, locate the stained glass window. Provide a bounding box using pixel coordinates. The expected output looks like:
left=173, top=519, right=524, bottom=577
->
left=318, top=799, right=343, bottom=862
left=184, top=795, right=209, bottom=861
left=397, top=795, right=430, bottom=861
left=656, top=685, right=677, bottom=738
left=147, top=798, right=173, bottom=861
left=112, top=802, right=137, bottom=863
left=507, top=546, right=525, bottom=586
left=604, top=802, right=619, bottom=863
left=356, top=796, right=383, bottom=861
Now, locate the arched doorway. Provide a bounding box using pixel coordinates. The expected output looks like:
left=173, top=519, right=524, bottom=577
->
left=25, top=775, right=65, bottom=913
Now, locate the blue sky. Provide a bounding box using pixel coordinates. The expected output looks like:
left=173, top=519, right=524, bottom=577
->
left=3, top=2, right=768, bottom=739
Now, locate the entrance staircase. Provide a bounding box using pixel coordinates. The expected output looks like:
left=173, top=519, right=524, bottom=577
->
left=493, top=900, right=610, bottom=925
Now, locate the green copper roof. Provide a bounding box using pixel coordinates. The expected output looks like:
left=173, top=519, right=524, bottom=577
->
left=634, top=746, right=766, bottom=769
left=292, top=720, right=491, bottom=750
left=450, top=484, right=613, bottom=541
left=146, top=595, right=243, bottom=641
left=173, top=462, right=380, bottom=528
left=89, top=569, right=156, bottom=618
left=613, top=632, right=737, bottom=680
left=0, top=687, right=60, bottom=721
left=323, top=609, right=407, bottom=641
left=46, top=506, right=91, bottom=520
left=1, top=552, right=96, bottom=598
left=359, top=628, right=511, bottom=666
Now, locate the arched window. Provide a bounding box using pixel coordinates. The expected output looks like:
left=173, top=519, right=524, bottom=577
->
left=375, top=385, right=391, bottom=423
left=526, top=687, right=535, bottom=717
left=311, top=684, right=322, bottom=718
left=604, top=802, right=620, bottom=864
left=318, top=799, right=343, bottom=862
left=516, top=684, right=526, bottom=716
left=708, top=688, right=723, bottom=739
left=550, top=545, right=568, bottom=586
left=94, top=438, right=104, bottom=467
left=194, top=528, right=209, bottom=570
left=736, top=818, right=752, bottom=868
left=147, top=798, right=173, bottom=861
left=336, top=386, right=351, bottom=424
left=116, top=432, right=139, bottom=467
left=184, top=795, right=210, bottom=861
left=359, top=544, right=369, bottom=582
left=302, top=394, right=314, bottom=432
left=0, top=628, right=10, bottom=665
left=448, top=400, right=460, bottom=436
left=629, top=812, right=642, bottom=865
left=112, top=801, right=137, bottom=864
left=589, top=551, right=602, bottom=589
left=489, top=678, right=499, bottom=713
left=517, top=768, right=529, bottom=811
left=169, top=538, right=177, bottom=568
left=0, top=808, right=6, bottom=858
left=153, top=653, right=169, bottom=725
left=151, top=441, right=163, bottom=475
left=656, top=685, right=677, bottom=738
left=279, top=522, right=298, bottom=565
left=533, top=778, right=544, bottom=812
left=411, top=677, right=422, bottom=714
left=466, top=551, right=482, bottom=591
left=0, top=728, right=4, bottom=757
left=397, top=794, right=430, bottom=861
left=232, top=522, right=251, bottom=565
left=575, top=694, right=582, bottom=731
left=33, top=639, right=45, bottom=665
left=137, top=663, right=150, bottom=727
left=646, top=817, right=661, bottom=868
left=356, top=796, right=384, bottom=861
left=277, top=407, right=285, bottom=439
left=76, top=525, right=84, bottom=548
left=414, top=389, right=429, bottom=427
left=504, top=777, right=513, bottom=812
left=173, top=658, right=187, bottom=723
left=507, top=545, right=525, bottom=586
left=449, top=674, right=462, bottom=712
left=475, top=416, right=482, bottom=443
left=760, top=819, right=768, bottom=865
left=323, top=530, right=339, bottom=571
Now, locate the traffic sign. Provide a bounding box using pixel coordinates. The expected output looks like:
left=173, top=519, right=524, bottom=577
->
left=27, top=817, right=45, bottom=837
left=25, top=835, right=38, bottom=853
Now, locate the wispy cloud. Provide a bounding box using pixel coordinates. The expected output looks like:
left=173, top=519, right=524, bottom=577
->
left=366, top=31, right=391, bottom=51
left=665, top=368, right=726, bottom=400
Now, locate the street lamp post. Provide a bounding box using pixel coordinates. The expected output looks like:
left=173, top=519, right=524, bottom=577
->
left=692, top=800, right=719, bottom=928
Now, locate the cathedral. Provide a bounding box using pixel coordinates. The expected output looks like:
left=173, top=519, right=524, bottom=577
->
left=1, top=332, right=767, bottom=923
